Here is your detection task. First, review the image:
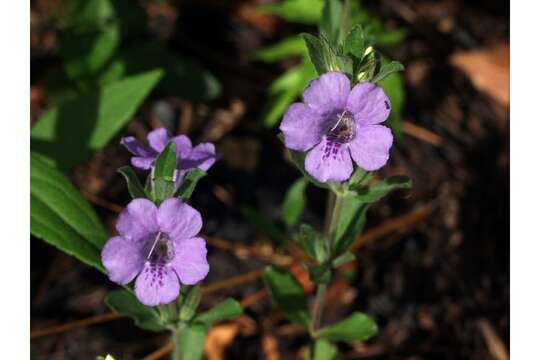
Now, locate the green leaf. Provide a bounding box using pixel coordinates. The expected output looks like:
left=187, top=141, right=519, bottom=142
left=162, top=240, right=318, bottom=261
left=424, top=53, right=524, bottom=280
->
left=301, top=34, right=325, bottom=75
left=255, top=36, right=306, bottom=63
left=343, top=25, right=366, bottom=59
left=117, top=166, right=147, bottom=199
left=371, top=61, right=404, bottom=83
left=317, top=312, right=378, bottom=342
left=105, top=290, right=164, bottom=332
left=320, top=0, right=343, bottom=46
left=30, top=153, right=107, bottom=272
left=282, top=178, right=308, bottom=227
left=176, top=322, right=207, bottom=360
left=332, top=251, right=355, bottom=267
left=241, top=205, right=285, bottom=244
left=293, top=224, right=319, bottom=260
left=98, top=42, right=221, bottom=101
left=59, top=25, right=120, bottom=85
left=312, top=339, right=339, bottom=360
left=333, top=196, right=369, bottom=255
left=176, top=169, right=206, bottom=201
left=257, top=0, right=324, bottom=25
left=31, top=69, right=163, bottom=170
left=262, top=265, right=311, bottom=328
left=380, top=69, right=405, bottom=136
left=353, top=176, right=412, bottom=203
left=194, top=298, right=243, bottom=325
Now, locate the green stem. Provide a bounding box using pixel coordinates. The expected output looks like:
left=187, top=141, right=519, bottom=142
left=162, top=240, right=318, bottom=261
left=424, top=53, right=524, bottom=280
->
left=310, top=191, right=344, bottom=335
left=171, top=327, right=183, bottom=360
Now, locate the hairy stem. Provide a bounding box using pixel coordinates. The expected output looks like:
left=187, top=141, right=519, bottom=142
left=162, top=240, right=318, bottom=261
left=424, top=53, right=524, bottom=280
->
left=171, top=323, right=186, bottom=360
left=311, top=191, right=344, bottom=334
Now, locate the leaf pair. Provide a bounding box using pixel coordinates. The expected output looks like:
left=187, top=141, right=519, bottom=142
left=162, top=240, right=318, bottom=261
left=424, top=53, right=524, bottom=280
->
left=263, top=266, right=377, bottom=342
left=334, top=175, right=412, bottom=255
left=105, top=290, right=243, bottom=360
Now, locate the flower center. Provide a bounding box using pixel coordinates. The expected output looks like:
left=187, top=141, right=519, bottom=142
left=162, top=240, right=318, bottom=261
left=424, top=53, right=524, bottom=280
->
left=326, top=110, right=356, bottom=144
left=146, top=232, right=175, bottom=264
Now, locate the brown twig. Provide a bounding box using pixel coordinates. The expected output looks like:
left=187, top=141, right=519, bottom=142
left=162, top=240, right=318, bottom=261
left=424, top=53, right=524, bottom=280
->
left=141, top=342, right=172, bottom=360
left=202, top=269, right=263, bottom=295
left=352, top=202, right=434, bottom=252
left=402, top=121, right=443, bottom=146
left=82, top=191, right=123, bottom=213
left=30, top=312, right=121, bottom=339
left=477, top=319, right=509, bottom=360
left=240, top=288, right=268, bottom=308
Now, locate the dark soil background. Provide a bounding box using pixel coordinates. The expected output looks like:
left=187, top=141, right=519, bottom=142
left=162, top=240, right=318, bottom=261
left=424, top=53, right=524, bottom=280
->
left=30, top=0, right=509, bottom=359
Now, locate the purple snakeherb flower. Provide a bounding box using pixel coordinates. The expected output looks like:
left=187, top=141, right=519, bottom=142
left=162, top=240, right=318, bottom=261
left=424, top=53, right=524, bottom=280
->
left=101, top=198, right=209, bottom=306
left=279, top=72, right=393, bottom=182
left=121, top=128, right=217, bottom=179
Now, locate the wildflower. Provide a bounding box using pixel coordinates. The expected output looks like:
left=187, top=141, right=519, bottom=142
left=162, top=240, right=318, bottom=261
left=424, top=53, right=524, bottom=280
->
left=280, top=72, right=393, bottom=182
left=101, top=198, right=209, bottom=306
left=121, top=128, right=217, bottom=179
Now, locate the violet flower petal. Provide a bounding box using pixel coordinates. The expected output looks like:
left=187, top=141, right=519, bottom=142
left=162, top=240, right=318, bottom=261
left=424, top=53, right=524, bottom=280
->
left=121, top=137, right=156, bottom=158
left=147, top=128, right=171, bottom=153
left=131, top=157, right=156, bottom=170
left=303, top=72, right=350, bottom=116
left=349, top=124, right=393, bottom=171
left=305, top=138, right=353, bottom=182
left=180, top=143, right=217, bottom=171
left=116, top=199, right=159, bottom=242
left=101, top=236, right=145, bottom=285
left=346, top=82, right=391, bottom=125
left=171, top=135, right=193, bottom=160
left=172, top=237, right=209, bottom=285
left=156, top=198, right=202, bottom=241
left=280, top=103, right=326, bottom=151
left=134, top=263, right=180, bottom=306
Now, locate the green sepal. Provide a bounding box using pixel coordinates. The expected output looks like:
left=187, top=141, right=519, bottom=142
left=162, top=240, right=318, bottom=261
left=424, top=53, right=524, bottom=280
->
left=178, top=285, right=202, bottom=322
left=117, top=165, right=147, bottom=199
left=176, top=169, right=206, bottom=201
left=151, top=142, right=177, bottom=203
left=371, top=61, right=404, bottom=83
left=153, top=142, right=177, bottom=181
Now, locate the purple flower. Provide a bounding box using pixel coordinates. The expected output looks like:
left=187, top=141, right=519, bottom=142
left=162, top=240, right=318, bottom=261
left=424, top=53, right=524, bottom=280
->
left=101, top=198, right=209, bottom=306
left=121, top=128, right=217, bottom=179
left=279, top=72, right=393, bottom=182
